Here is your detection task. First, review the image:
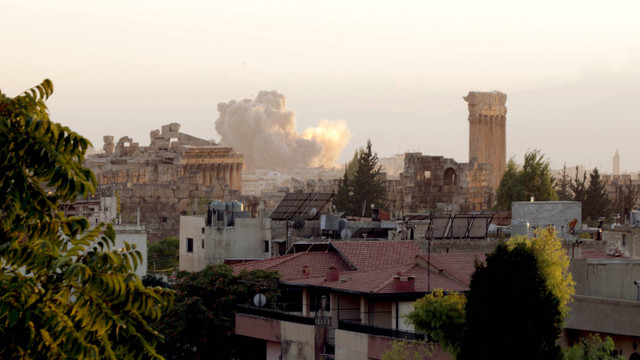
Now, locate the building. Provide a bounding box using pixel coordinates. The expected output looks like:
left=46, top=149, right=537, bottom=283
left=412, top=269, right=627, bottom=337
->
left=87, top=123, right=244, bottom=242
left=179, top=201, right=271, bottom=272
left=233, top=240, right=483, bottom=360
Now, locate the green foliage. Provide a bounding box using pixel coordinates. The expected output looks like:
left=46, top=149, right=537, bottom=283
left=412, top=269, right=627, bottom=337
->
left=148, top=237, right=180, bottom=271
left=556, top=163, right=573, bottom=201
left=563, top=333, right=624, bottom=360
left=334, top=139, right=387, bottom=217
left=584, top=168, right=610, bottom=222
left=613, top=179, right=638, bottom=220
left=496, top=150, right=557, bottom=210
left=508, top=228, right=575, bottom=318
left=570, top=167, right=588, bottom=203
left=406, top=289, right=466, bottom=358
left=154, top=264, right=280, bottom=359
left=0, top=80, right=173, bottom=359
left=459, top=239, right=565, bottom=360
left=381, top=339, right=433, bottom=360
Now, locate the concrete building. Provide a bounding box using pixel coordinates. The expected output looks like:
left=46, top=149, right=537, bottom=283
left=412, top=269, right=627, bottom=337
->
left=233, top=241, right=478, bottom=360
left=511, top=201, right=582, bottom=239
left=179, top=201, right=271, bottom=272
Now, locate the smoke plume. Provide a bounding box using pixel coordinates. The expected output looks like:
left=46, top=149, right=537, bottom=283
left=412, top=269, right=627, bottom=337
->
left=215, top=91, right=352, bottom=171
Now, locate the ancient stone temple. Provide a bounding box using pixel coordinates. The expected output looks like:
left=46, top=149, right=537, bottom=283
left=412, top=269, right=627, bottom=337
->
left=87, top=123, right=244, bottom=242
left=464, top=91, right=507, bottom=193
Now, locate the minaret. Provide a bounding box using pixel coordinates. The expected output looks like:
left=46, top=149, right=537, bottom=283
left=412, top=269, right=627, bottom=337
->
left=464, top=91, right=507, bottom=193
left=613, top=150, right=620, bottom=177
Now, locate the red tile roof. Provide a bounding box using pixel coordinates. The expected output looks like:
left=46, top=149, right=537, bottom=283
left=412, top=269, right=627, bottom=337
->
left=416, top=253, right=485, bottom=286
left=331, top=240, right=422, bottom=270
left=579, top=249, right=628, bottom=259
left=283, top=263, right=469, bottom=294
left=232, top=252, right=354, bottom=280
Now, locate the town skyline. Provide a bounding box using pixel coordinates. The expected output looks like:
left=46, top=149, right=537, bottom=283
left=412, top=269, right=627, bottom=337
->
left=4, top=0, right=640, bottom=173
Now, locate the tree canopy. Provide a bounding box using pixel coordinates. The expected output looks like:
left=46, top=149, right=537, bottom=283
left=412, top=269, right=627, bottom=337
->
left=405, top=289, right=466, bottom=357
left=0, top=80, right=173, bottom=359
left=495, top=150, right=557, bottom=210
left=583, top=168, right=610, bottom=222
left=405, top=229, right=574, bottom=360
left=459, top=239, right=564, bottom=360
left=148, top=237, right=180, bottom=272
left=333, top=140, right=387, bottom=217
left=153, top=264, right=280, bottom=359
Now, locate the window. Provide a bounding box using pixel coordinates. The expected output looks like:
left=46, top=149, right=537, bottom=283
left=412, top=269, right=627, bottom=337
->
left=202, top=239, right=205, bottom=249
left=161, top=216, right=168, bottom=224
left=201, top=227, right=205, bottom=234
left=264, top=241, right=269, bottom=253
left=622, top=234, right=627, bottom=246
left=187, top=238, right=193, bottom=253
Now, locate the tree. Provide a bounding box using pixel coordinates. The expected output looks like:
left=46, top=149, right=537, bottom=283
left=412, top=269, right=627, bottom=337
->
left=570, top=167, right=587, bottom=203
left=458, top=229, right=573, bottom=360
left=381, top=339, right=433, bottom=360
left=495, top=150, right=557, bottom=210
left=405, top=289, right=466, bottom=358
left=584, top=168, right=610, bottom=222
left=153, top=265, right=280, bottom=360
left=334, top=140, right=387, bottom=217
left=0, top=80, right=173, bottom=359
left=148, top=237, right=180, bottom=271
left=613, top=179, right=638, bottom=223
left=556, top=163, right=573, bottom=200
left=563, top=333, right=624, bottom=360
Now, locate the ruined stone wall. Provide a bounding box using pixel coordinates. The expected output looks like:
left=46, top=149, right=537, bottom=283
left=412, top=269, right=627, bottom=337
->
left=117, top=181, right=234, bottom=243
left=87, top=123, right=244, bottom=243
left=385, top=153, right=493, bottom=215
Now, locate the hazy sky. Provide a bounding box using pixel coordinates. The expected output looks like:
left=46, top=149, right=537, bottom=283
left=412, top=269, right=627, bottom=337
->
left=3, top=0, right=640, bottom=173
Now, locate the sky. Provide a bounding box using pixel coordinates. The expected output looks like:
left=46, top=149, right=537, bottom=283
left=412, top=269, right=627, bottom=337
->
left=3, top=0, right=640, bottom=173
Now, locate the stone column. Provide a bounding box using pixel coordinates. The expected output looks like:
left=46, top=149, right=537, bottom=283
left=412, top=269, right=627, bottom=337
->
left=235, top=163, right=243, bottom=194
left=230, top=163, right=237, bottom=191
left=463, top=91, right=507, bottom=194
left=223, top=164, right=231, bottom=188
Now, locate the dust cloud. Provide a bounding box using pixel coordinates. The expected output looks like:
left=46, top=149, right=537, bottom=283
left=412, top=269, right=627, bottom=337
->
left=215, top=91, right=352, bottom=171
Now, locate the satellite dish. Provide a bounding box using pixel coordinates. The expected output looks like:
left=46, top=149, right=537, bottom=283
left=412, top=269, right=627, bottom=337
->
left=340, top=228, right=352, bottom=240
left=253, top=293, right=267, bottom=307
left=309, top=207, right=318, bottom=217
left=338, top=219, right=348, bottom=232
left=292, top=216, right=306, bottom=229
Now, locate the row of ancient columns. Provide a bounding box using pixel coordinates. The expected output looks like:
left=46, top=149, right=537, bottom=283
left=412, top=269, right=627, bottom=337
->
left=468, top=114, right=506, bottom=192
left=196, top=162, right=243, bottom=191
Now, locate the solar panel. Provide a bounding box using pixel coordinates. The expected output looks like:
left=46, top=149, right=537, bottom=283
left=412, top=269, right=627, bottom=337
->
left=270, top=192, right=334, bottom=220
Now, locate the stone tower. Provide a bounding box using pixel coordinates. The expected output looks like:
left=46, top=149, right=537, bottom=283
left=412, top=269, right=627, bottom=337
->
left=613, top=150, right=620, bottom=177
left=464, top=91, right=507, bottom=193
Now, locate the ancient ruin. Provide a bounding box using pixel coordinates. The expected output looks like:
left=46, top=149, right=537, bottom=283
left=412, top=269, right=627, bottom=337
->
left=87, top=123, right=244, bottom=242
left=386, top=153, right=493, bottom=214
left=464, top=91, right=507, bottom=193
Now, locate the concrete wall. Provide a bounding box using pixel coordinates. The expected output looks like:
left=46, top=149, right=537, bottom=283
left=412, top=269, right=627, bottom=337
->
left=179, top=216, right=207, bottom=272
left=281, top=321, right=315, bottom=360
left=571, top=258, right=640, bottom=301
left=512, top=201, right=581, bottom=239
left=113, top=224, right=148, bottom=277
left=266, top=341, right=280, bottom=360
left=179, top=216, right=270, bottom=272
left=334, top=329, right=368, bottom=360
left=566, top=295, right=640, bottom=337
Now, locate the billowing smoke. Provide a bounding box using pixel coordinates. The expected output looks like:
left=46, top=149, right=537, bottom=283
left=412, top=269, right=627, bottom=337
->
left=215, top=91, right=352, bottom=171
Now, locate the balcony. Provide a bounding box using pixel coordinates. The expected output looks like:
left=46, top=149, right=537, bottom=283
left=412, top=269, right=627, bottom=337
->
left=339, top=319, right=426, bottom=341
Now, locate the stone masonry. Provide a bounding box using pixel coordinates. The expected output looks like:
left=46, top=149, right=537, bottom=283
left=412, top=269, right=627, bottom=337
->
left=87, top=123, right=244, bottom=242
left=464, top=91, right=507, bottom=193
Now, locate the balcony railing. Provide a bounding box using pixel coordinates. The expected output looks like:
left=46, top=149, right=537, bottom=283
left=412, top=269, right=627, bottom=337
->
left=338, top=319, right=426, bottom=341
left=236, top=304, right=332, bottom=327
